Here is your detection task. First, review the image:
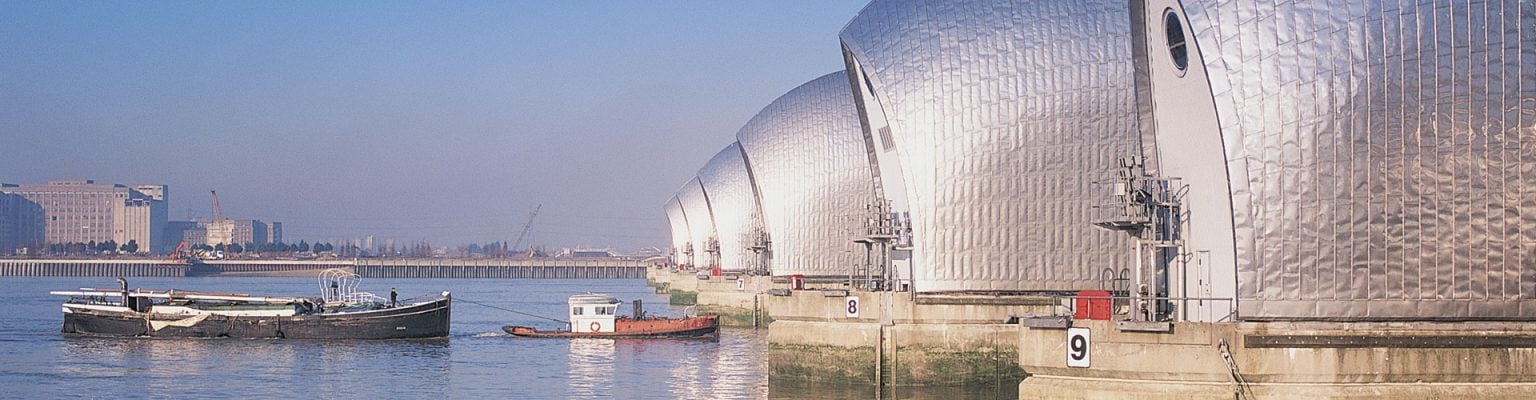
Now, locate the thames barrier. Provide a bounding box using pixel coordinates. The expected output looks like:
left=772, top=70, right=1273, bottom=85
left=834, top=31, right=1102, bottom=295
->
left=659, top=0, right=1536, bottom=398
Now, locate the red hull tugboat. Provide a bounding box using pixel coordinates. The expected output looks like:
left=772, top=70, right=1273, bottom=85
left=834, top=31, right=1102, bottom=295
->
left=50, top=269, right=451, bottom=339
left=502, top=293, right=718, bottom=339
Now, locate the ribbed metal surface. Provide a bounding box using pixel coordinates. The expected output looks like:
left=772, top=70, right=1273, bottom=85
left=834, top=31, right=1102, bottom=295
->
left=662, top=196, right=691, bottom=267
left=676, top=178, right=716, bottom=270
left=696, top=143, right=767, bottom=273
left=1181, top=0, right=1536, bottom=320
left=736, top=71, right=874, bottom=277
left=841, top=0, right=1139, bottom=292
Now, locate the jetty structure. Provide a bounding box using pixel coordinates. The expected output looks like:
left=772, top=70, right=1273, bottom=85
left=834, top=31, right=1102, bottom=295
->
left=0, top=258, right=649, bottom=279
left=658, top=0, right=1536, bottom=398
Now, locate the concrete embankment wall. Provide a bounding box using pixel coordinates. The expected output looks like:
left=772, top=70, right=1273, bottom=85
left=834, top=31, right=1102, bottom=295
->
left=193, top=260, right=354, bottom=277
left=1017, top=320, right=1536, bottom=399
left=0, top=259, right=187, bottom=277
left=2, top=258, right=650, bottom=279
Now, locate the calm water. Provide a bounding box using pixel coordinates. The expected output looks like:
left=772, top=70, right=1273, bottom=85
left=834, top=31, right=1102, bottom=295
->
left=0, top=277, right=1014, bottom=399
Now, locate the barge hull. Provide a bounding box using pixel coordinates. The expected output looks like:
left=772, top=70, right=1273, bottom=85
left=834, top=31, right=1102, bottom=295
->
left=61, top=298, right=451, bottom=339
left=502, top=315, right=719, bottom=339
left=502, top=325, right=719, bottom=339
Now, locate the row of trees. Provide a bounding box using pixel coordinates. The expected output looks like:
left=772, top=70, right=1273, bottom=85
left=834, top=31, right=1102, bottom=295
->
left=46, top=240, right=139, bottom=255
left=194, top=241, right=337, bottom=255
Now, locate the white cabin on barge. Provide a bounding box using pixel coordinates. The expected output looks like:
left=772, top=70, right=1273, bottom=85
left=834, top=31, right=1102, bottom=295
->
left=568, top=293, right=620, bottom=333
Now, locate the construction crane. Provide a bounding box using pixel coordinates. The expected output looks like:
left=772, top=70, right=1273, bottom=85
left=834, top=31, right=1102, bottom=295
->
left=210, top=190, right=225, bottom=222
left=513, top=204, right=541, bottom=253
left=206, top=190, right=232, bottom=257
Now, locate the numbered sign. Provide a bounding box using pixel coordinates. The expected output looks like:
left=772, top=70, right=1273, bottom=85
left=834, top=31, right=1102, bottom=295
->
left=845, top=296, right=860, bottom=318
left=737, top=279, right=746, bottom=291
left=1066, top=327, right=1091, bottom=368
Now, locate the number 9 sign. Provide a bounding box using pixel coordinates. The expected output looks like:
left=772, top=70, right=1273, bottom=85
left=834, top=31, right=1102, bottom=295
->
left=1066, top=327, right=1090, bottom=368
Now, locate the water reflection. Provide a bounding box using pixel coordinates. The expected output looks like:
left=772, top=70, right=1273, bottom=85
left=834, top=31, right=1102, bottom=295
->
left=567, top=338, right=616, bottom=398
left=768, top=379, right=1018, bottom=400
left=10, top=279, right=1017, bottom=399
left=54, top=338, right=453, bottom=399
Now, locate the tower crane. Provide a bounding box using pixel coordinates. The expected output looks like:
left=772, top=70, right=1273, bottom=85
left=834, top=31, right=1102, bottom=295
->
left=206, top=190, right=233, bottom=257
left=513, top=204, right=541, bottom=253
left=210, top=190, right=225, bottom=223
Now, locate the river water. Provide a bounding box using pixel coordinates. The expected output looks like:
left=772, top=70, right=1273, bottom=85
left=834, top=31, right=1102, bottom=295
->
left=0, top=277, right=1015, bottom=399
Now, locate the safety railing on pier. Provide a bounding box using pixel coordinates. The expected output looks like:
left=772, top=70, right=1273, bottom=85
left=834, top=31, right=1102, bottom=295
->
left=1041, top=293, right=1239, bottom=323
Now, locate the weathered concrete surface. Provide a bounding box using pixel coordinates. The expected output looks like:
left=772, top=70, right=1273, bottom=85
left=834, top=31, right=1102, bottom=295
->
left=668, top=290, right=697, bottom=305
left=1018, top=319, right=1536, bottom=399
left=766, top=290, right=1044, bottom=386
left=651, top=269, right=775, bottom=326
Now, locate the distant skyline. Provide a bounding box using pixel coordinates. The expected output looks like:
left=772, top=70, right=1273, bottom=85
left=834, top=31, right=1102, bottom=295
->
left=0, top=1, right=869, bottom=252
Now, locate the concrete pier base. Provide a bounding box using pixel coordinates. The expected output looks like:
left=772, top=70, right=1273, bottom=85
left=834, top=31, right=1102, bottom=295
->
left=1019, top=375, right=1536, bottom=400
left=765, top=290, right=1040, bottom=387
left=1018, top=319, right=1536, bottom=399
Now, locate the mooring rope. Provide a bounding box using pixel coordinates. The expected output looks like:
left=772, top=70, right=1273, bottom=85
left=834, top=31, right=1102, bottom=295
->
left=455, top=297, right=569, bottom=324
left=1217, top=339, right=1254, bottom=400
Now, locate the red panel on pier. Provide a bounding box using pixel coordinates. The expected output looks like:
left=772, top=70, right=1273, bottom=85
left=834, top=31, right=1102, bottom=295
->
left=1075, top=290, right=1112, bottom=320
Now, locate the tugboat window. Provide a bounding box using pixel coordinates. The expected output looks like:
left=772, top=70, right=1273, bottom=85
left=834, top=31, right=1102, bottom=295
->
left=1164, top=9, right=1188, bottom=72
left=572, top=307, right=583, bottom=315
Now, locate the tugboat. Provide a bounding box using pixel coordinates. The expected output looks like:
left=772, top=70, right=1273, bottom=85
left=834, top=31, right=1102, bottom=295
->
left=50, top=269, right=451, bottom=339
left=502, top=293, right=717, bottom=339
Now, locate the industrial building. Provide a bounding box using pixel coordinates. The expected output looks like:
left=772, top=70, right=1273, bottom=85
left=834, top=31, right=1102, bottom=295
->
left=668, top=0, right=1536, bottom=322
left=167, top=219, right=281, bottom=247
left=0, top=180, right=168, bottom=254
left=0, top=189, right=44, bottom=254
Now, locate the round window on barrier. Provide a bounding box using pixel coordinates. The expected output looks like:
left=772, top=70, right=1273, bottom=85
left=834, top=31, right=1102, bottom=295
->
left=1164, top=8, right=1189, bottom=74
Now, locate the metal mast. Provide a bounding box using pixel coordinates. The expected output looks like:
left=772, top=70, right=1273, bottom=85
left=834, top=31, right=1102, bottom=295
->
left=513, top=204, right=541, bottom=252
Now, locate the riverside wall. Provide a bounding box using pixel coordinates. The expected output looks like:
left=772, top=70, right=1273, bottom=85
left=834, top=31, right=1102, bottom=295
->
left=0, top=259, right=187, bottom=277
left=0, top=258, right=650, bottom=279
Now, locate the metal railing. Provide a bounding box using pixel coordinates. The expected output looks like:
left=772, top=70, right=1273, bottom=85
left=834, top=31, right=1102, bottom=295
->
left=1044, top=293, right=1239, bottom=323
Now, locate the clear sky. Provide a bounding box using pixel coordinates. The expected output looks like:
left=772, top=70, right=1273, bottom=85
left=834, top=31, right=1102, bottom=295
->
left=0, top=1, right=869, bottom=252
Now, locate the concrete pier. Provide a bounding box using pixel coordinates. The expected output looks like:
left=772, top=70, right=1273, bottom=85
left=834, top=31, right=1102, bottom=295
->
left=654, top=268, right=1042, bottom=387
left=764, top=290, right=1041, bottom=386
left=1016, top=320, right=1536, bottom=399
left=656, top=268, right=1536, bottom=398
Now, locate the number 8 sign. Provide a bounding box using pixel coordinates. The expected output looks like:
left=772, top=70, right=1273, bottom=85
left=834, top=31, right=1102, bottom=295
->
left=845, top=296, right=860, bottom=318
left=1066, top=327, right=1090, bottom=368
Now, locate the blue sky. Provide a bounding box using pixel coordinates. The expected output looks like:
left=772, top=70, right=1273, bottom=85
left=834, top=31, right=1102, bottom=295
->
left=0, top=1, right=868, bottom=251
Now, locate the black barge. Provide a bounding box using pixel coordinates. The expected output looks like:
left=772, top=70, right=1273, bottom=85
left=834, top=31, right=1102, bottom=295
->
left=51, top=269, right=450, bottom=339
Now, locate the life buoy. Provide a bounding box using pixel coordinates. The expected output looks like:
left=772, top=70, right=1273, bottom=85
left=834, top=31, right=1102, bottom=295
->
left=589, top=321, right=601, bottom=332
